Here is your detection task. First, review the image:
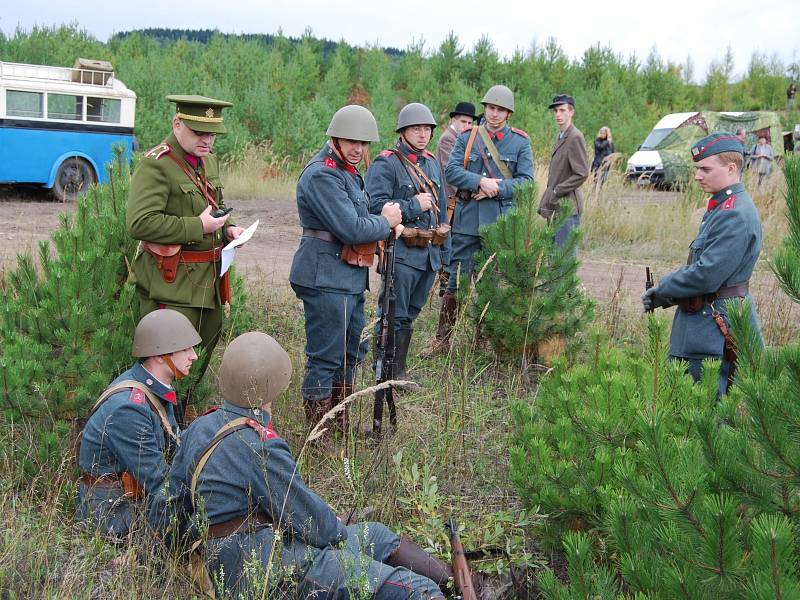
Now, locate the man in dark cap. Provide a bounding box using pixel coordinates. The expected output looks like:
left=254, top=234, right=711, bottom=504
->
left=538, top=94, right=589, bottom=248
left=642, top=132, right=763, bottom=396
left=127, top=95, right=243, bottom=420
left=437, top=102, right=478, bottom=204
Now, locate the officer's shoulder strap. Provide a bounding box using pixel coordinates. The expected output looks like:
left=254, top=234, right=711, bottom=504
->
left=378, top=150, right=393, bottom=158
left=510, top=127, right=529, bottom=139
left=144, top=143, right=172, bottom=160
left=463, top=126, right=480, bottom=169
left=86, top=379, right=178, bottom=445
left=189, top=417, right=255, bottom=509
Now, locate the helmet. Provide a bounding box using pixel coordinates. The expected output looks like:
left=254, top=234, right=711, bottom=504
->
left=395, top=103, right=437, bottom=132
left=218, top=332, right=292, bottom=408
left=132, top=309, right=201, bottom=358
left=481, top=85, right=515, bottom=113
left=326, top=105, right=380, bottom=142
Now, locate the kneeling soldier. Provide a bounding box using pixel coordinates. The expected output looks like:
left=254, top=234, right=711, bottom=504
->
left=154, top=332, right=455, bottom=599
left=366, top=102, right=451, bottom=383
left=76, top=309, right=201, bottom=538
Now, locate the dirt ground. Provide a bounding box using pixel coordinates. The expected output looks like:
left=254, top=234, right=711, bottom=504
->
left=0, top=188, right=786, bottom=310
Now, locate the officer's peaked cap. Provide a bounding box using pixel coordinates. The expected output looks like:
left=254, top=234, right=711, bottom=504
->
left=691, top=132, right=746, bottom=162
left=167, top=94, right=233, bottom=134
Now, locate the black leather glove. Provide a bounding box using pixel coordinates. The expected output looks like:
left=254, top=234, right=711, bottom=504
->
left=641, top=287, right=671, bottom=312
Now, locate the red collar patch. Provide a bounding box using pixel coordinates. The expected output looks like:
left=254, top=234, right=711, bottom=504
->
left=246, top=418, right=280, bottom=441
left=343, top=163, right=356, bottom=175
left=324, top=157, right=337, bottom=169
left=163, top=390, right=177, bottom=405
left=129, top=388, right=144, bottom=405
left=721, top=195, right=737, bottom=210
left=406, top=153, right=417, bottom=163
left=706, top=197, right=719, bottom=211
left=492, top=132, right=504, bottom=141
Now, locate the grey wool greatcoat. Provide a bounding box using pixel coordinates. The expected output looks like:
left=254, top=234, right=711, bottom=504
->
left=538, top=124, right=590, bottom=218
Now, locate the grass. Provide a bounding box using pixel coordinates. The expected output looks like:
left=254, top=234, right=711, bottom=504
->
left=219, top=142, right=300, bottom=202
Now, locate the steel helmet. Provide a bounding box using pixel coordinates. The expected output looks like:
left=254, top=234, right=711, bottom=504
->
left=218, top=332, right=293, bottom=408
left=326, top=105, right=380, bottom=142
left=395, top=102, right=437, bottom=132
left=481, top=85, right=515, bottom=113
left=132, top=309, right=201, bottom=358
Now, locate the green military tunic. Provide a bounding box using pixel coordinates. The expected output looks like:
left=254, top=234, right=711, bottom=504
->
left=127, top=132, right=232, bottom=367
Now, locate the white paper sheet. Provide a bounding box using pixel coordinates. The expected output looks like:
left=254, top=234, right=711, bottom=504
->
left=220, top=220, right=258, bottom=276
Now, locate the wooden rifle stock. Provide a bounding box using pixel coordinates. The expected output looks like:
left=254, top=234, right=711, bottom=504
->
left=447, top=517, right=477, bottom=600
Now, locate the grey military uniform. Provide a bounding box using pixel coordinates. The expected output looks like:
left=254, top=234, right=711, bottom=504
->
left=653, top=182, right=763, bottom=393
left=444, top=124, right=534, bottom=291
left=366, top=140, right=450, bottom=330
left=76, top=362, right=179, bottom=538
left=289, top=144, right=391, bottom=401
left=151, top=403, right=441, bottom=599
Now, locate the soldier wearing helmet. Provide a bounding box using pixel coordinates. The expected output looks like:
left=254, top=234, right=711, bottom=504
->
left=155, top=332, right=458, bottom=599
left=289, top=105, right=402, bottom=434
left=76, top=309, right=201, bottom=538
left=422, top=85, right=534, bottom=358
left=365, top=102, right=451, bottom=387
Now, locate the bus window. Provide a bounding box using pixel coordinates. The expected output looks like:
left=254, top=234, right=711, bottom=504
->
left=87, top=96, right=121, bottom=123
left=48, top=93, right=83, bottom=120
left=7, top=90, right=43, bottom=118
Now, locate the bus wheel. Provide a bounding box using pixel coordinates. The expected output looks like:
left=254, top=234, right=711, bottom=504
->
left=53, top=157, right=96, bottom=201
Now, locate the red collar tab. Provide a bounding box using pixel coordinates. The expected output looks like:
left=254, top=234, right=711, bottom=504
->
left=246, top=418, right=280, bottom=441
left=706, top=197, right=719, bottom=211
left=343, top=163, right=356, bottom=175
left=406, top=153, right=417, bottom=163
left=184, top=154, right=200, bottom=168
left=129, top=388, right=145, bottom=405
left=324, top=157, right=337, bottom=169
left=492, top=131, right=504, bottom=140
left=163, top=390, right=178, bottom=405
left=721, top=194, right=738, bottom=210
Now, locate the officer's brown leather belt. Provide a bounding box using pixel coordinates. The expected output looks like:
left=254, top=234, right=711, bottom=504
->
left=207, top=511, right=273, bottom=539
left=302, top=228, right=341, bottom=244
left=80, top=472, right=121, bottom=488
left=180, top=247, right=223, bottom=263
left=678, top=282, right=749, bottom=313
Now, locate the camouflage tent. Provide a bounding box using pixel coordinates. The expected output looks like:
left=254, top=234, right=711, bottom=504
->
left=655, top=111, right=783, bottom=185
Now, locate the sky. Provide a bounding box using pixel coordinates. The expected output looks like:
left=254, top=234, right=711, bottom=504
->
left=2, top=0, right=798, bottom=83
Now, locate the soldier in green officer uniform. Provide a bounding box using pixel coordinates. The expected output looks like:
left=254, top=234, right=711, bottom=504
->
left=127, top=95, right=243, bottom=415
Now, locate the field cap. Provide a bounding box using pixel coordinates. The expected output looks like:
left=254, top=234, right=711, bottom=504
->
left=548, top=94, right=575, bottom=109
left=167, top=94, right=233, bottom=134
left=691, top=132, right=745, bottom=162
left=449, top=102, right=478, bottom=119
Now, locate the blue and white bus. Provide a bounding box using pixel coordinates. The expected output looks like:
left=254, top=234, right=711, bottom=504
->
left=0, top=59, right=136, bottom=200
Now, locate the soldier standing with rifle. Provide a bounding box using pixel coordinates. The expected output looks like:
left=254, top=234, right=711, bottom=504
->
left=127, top=95, right=242, bottom=424
left=289, top=105, right=402, bottom=435
left=422, top=85, right=534, bottom=358
left=366, top=103, right=450, bottom=391
left=642, top=132, right=763, bottom=396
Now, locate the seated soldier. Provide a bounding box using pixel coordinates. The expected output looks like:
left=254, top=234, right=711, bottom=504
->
left=76, top=309, right=201, bottom=538
left=152, top=331, right=457, bottom=599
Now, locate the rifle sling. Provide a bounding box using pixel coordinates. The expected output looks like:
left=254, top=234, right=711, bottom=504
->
left=476, top=126, right=513, bottom=180
left=392, top=150, right=440, bottom=224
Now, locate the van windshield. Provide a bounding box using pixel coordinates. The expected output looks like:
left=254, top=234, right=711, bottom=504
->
left=641, top=128, right=673, bottom=150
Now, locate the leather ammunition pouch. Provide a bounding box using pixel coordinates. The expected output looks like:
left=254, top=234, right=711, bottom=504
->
left=455, top=188, right=473, bottom=202
left=677, top=282, right=749, bottom=314
left=432, top=223, right=451, bottom=246
left=341, top=242, right=377, bottom=267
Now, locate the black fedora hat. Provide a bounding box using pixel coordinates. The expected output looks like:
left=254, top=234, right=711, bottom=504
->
left=548, top=94, right=575, bottom=109
left=449, top=101, right=478, bottom=120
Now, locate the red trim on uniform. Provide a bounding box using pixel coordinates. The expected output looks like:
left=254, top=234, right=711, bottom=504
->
left=246, top=418, right=280, bottom=441
left=379, top=150, right=393, bottom=157
left=324, top=157, right=337, bottom=169
left=163, top=390, right=178, bottom=405
left=201, top=405, right=221, bottom=416
left=184, top=154, right=199, bottom=168
left=722, top=195, right=737, bottom=210
left=707, top=198, right=719, bottom=211
left=406, top=153, right=417, bottom=163
left=343, top=163, right=356, bottom=175
left=158, top=303, right=166, bottom=309
left=511, top=127, right=529, bottom=139
left=130, top=388, right=144, bottom=405
left=694, top=135, right=740, bottom=160
left=493, top=132, right=504, bottom=140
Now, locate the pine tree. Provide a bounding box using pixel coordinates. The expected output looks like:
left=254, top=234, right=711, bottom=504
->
left=466, top=181, right=595, bottom=360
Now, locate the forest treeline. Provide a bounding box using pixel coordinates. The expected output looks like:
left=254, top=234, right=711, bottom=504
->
left=1, top=24, right=796, bottom=164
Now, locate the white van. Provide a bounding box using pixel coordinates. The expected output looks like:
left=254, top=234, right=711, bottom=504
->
left=626, top=111, right=742, bottom=185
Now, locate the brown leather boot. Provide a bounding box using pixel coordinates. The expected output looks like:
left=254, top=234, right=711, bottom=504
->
left=330, top=381, right=351, bottom=433
left=387, top=536, right=452, bottom=590
left=303, top=396, right=332, bottom=431
left=419, top=292, right=457, bottom=359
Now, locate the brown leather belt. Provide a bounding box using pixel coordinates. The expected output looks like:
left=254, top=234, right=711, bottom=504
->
left=207, top=511, right=273, bottom=539
left=80, top=473, right=121, bottom=488
left=302, top=228, right=341, bottom=244
left=710, top=282, right=749, bottom=301
left=180, top=247, right=223, bottom=263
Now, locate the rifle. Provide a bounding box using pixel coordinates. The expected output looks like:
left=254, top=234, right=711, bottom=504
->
left=645, top=267, right=654, bottom=314
left=446, top=516, right=477, bottom=600
left=372, top=233, right=398, bottom=436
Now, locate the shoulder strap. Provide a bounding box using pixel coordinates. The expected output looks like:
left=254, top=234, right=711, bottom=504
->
left=476, top=126, right=513, bottom=180
left=86, top=379, right=179, bottom=445
left=189, top=417, right=252, bottom=509
left=463, top=126, right=480, bottom=169
left=392, top=150, right=440, bottom=204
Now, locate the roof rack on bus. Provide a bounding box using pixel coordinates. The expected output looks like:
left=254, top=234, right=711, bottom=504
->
left=0, top=58, right=115, bottom=87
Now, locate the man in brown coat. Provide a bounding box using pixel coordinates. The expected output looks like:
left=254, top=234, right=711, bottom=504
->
left=436, top=102, right=478, bottom=201
left=538, top=94, right=589, bottom=247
